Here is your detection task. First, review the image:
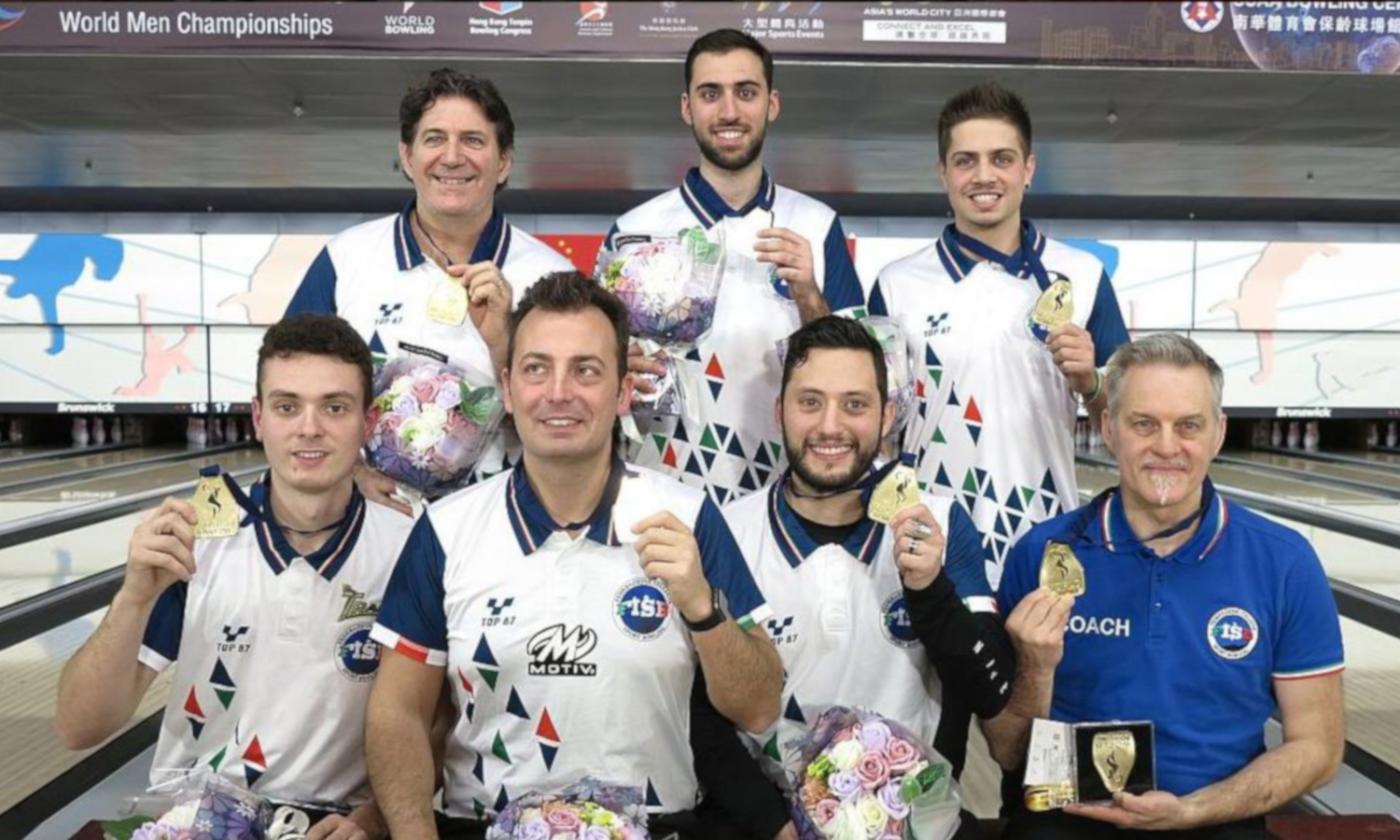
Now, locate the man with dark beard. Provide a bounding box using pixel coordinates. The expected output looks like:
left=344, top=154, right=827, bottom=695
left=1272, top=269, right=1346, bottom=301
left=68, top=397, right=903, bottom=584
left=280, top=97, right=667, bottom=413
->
left=700, top=316, right=1014, bottom=839
left=602, top=29, right=864, bottom=506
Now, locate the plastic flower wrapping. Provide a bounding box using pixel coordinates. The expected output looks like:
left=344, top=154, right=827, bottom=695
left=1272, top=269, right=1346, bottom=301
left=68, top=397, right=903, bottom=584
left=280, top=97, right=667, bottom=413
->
left=126, top=772, right=272, bottom=840
left=791, top=707, right=962, bottom=840
left=365, top=352, right=505, bottom=496
left=597, top=227, right=725, bottom=416
left=485, top=778, right=650, bottom=840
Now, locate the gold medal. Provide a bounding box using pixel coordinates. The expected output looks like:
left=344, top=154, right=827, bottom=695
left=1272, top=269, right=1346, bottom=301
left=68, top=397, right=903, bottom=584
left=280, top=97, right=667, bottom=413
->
left=1024, top=783, right=1077, bottom=812
left=1030, top=278, right=1074, bottom=331
left=1039, top=541, right=1086, bottom=596
left=868, top=462, right=920, bottom=524
left=1091, top=730, right=1136, bottom=794
left=193, top=473, right=239, bottom=539
left=426, top=278, right=468, bottom=325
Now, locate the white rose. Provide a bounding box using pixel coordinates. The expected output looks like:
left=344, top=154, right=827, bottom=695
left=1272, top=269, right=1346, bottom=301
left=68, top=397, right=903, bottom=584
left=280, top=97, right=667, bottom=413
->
left=826, top=804, right=866, bottom=840
left=389, top=375, right=413, bottom=397
left=418, top=403, right=448, bottom=430
left=829, top=740, right=864, bottom=772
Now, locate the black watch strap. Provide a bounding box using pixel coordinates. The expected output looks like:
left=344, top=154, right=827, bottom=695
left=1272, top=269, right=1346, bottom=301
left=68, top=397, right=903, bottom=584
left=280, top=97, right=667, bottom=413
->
left=683, top=588, right=726, bottom=633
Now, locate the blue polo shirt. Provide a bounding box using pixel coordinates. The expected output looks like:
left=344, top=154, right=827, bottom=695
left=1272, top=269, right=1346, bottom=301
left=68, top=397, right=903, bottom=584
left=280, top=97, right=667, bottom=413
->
left=997, top=479, right=1344, bottom=796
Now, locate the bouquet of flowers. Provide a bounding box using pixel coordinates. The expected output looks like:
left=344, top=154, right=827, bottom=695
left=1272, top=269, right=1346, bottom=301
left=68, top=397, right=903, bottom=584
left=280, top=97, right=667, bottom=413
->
left=597, top=227, right=725, bottom=417
left=792, top=707, right=962, bottom=840
left=485, top=778, right=649, bottom=840
left=858, top=316, right=916, bottom=443
left=126, top=772, right=273, bottom=840
left=365, top=352, right=504, bottom=497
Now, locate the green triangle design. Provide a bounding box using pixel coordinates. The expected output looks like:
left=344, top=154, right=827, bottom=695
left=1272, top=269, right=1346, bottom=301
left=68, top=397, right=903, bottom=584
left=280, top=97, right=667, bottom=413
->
left=932, top=425, right=946, bottom=444
left=215, top=689, right=235, bottom=710
left=480, top=668, right=499, bottom=691
left=929, top=368, right=943, bottom=388
left=652, top=434, right=668, bottom=454
left=962, top=470, right=979, bottom=493
left=208, top=746, right=227, bottom=771
left=473, top=799, right=485, bottom=819
left=763, top=733, right=781, bottom=762
left=492, top=731, right=511, bottom=764
left=769, top=441, right=783, bottom=461
left=1020, top=487, right=1036, bottom=506
left=699, top=426, right=718, bottom=451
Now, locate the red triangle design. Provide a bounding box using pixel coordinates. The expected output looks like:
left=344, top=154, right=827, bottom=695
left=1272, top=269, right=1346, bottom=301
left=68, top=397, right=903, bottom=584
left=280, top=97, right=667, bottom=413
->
left=457, top=667, right=474, bottom=697
left=183, top=687, right=204, bottom=718
left=965, top=396, right=982, bottom=424
left=662, top=444, right=678, bottom=468
left=243, top=735, right=266, bottom=767
left=536, top=708, right=560, bottom=742
left=705, top=354, right=724, bottom=380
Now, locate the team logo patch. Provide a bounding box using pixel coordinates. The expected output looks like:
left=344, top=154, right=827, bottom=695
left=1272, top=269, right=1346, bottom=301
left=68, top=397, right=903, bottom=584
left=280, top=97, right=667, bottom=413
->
left=483, top=596, right=517, bottom=627
left=765, top=615, right=797, bottom=646
left=219, top=624, right=252, bottom=654
left=339, top=585, right=379, bottom=621
left=613, top=579, right=672, bottom=641
left=1180, top=1, right=1223, bottom=33
left=1206, top=607, right=1259, bottom=660
left=335, top=622, right=381, bottom=681
left=526, top=624, right=599, bottom=676
left=375, top=301, right=404, bottom=325
left=924, top=312, right=950, bottom=337
left=881, top=592, right=918, bottom=648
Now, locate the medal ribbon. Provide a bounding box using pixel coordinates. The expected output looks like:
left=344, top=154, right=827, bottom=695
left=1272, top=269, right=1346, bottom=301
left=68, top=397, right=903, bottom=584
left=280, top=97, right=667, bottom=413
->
left=945, top=221, right=1052, bottom=291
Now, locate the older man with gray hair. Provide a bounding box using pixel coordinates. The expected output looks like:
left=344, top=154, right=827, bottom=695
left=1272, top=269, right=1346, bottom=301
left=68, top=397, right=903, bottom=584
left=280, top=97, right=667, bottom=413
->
left=985, top=334, right=1345, bottom=840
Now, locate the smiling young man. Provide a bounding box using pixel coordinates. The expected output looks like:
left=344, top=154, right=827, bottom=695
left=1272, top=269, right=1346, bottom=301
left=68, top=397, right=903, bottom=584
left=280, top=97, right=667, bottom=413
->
left=990, top=334, right=1345, bottom=840
left=603, top=29, right=865, bottom=506
left=365, top=271, right=781, bottom=840
left=697, top=316, right=1012, bottom=839
left=868, top=81, right=1130, bottom=586
left=56, top=315, right=417, bottom=840
left=286, top=68, right=572, bottom=508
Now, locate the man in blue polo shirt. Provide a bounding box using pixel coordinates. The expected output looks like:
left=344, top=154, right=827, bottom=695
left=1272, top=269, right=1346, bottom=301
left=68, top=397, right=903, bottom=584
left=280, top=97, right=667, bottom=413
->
left=604, top=29, right=865, bottom=505
left=989, top=334, right=1344, bottom=839
left=365, top=272, right=782, bottom=840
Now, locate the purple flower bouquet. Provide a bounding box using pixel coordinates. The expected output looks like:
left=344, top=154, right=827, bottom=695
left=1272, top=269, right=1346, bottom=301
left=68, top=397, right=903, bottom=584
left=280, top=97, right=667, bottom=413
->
left=485, top=778, right=649, bottom=840
left=365, top=354, right=504, bottom=496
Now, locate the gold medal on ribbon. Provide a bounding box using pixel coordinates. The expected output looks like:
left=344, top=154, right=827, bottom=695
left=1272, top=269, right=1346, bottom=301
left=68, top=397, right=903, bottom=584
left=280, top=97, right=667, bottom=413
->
left=1091, top=730, right=1136, bottom=794
left=1030, top=278, right=1074, bottom=332
left=868, top=462, right=920, bottom=524
left=1039, top=541, right=1086, bottom=596
left=193, top=473, right=238, bottom=539
left=426, top=277, right=468, bottom=325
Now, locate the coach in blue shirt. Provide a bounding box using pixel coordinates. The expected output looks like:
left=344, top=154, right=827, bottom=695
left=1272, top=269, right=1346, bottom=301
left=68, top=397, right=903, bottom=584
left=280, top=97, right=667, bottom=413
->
left=987, top=333, right=1344, bottom=839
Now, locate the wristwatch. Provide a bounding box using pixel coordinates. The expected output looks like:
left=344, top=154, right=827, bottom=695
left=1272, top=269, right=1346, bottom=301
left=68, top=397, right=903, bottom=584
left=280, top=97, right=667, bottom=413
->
left=682, top=587, right=727, bottom=633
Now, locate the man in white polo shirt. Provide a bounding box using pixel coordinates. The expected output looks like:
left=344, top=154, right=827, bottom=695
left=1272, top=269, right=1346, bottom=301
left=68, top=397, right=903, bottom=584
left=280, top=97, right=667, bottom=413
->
left=286, top=68, right=572, bottom=505
left=604, top=29, right=865, bottom=506
left=868, top=81, right=1130, bottom=586
left=56, top=315, right=417, bottom=840
left=366, top=271, right=782, bottom=840
left=704, top=316, right=1012, bottom=838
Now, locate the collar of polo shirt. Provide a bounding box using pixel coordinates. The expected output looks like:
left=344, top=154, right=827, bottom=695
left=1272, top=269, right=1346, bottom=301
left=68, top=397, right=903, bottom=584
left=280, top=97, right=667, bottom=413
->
left=766, top=468, right=887, bottom=568
left=679, top=166, right=777, bottom=229
left=392, top=199, right=512, bottom=272
left=233, top=471, right=368, bottom=579
left=506, top=457, right=627, bottom=555
left=1064, top=477, right=1230, bottom=564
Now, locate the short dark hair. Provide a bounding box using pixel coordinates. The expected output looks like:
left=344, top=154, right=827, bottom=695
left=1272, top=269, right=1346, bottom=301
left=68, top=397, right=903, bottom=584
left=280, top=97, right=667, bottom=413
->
left=400, top=69, right=515, bottom=192
left=508, top=271, right=631, bottom=379
left=781, top=316, right=889, bottom=407
left=937, top=81, right=1033, bottom=162
left=685, top=28, right=774, bottom=91
left=256, top=314, right=373, bottom=409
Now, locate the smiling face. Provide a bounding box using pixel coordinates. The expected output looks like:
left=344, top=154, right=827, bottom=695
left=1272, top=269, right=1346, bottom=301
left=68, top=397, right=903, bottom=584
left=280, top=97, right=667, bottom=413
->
left=682, top=48, right=779, bottom=173
left=939, top=116, right=1035, bottom=243
left=1103, top=363, right=1226, bottom=515
left=778, top=348, right=893, bottom=493
left=398, top=95, right=512, bottom=224
left=502, top=306, right=633, bottom=467
left=252, top=353, right=367, bottom=497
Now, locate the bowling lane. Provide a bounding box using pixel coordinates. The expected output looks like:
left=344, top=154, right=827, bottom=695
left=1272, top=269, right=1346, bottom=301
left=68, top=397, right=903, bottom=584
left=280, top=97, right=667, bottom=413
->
left=1078, top=449, right=1386, bottom=507
left=0, top=444, right=198, bottom=489
left=0, top=447, right=267, bottom=525
left=1219, top=450, right=1400, bottom=496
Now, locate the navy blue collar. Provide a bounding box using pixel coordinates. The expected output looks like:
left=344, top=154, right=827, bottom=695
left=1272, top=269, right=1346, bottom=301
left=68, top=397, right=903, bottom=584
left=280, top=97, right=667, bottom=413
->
left=505, top=458, right=626, bottom=555
left=230, top=472, right=368, bottom=580
left=680, top=167, right=776, bottom=229
left=936, top=220, right=1049, bottom=288
left=393, top=200, right=512, bottom=271
left=766, top=469, right=886, bottom=569
left=1065, top=478, right=1229, bottom=564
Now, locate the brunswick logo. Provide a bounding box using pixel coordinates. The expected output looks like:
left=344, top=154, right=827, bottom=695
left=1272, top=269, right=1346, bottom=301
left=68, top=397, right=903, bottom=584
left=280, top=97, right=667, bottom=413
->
left=578, top=2, right=607, bottom=24
left=526, top=624, right=598, bottom=676
left=0, top=6, right=25, bottom=33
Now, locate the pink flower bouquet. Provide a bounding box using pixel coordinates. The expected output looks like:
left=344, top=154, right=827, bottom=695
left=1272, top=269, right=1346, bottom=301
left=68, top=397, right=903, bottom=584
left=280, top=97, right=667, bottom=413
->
left=485, top=779, right=649, bottom=840
left=792, top=707, right=961, bottom=840
left=365, top=353, right=504, bottom=496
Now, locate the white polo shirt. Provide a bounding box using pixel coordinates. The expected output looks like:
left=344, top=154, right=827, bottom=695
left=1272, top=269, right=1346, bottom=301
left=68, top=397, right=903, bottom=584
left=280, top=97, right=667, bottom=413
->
left=139, top=473, right=416, bottom=809
left=604, top=169, right=865, bottom=506
left=722, top=469, right=997, bottom=786
left=371, top=459, right=772, bottom=819
left=868, top=221, right=1129, bottom=586
left=286, top=203, right=574, bottom=477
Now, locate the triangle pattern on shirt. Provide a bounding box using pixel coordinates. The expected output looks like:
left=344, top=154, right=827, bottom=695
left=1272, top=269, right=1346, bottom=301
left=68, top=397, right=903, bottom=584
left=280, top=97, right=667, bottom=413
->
left=492, top=730, right=511, bottom=764
left=474, top=636, right=500, bottom=691
left=472, top=752, right=485, bottom=783
left=494, top=786, right=510, bottom=813
left=507, top=687, right=530, bottom=720
left=783, top=694, right=806, bottom=724
left=645, top=778, right=662, bottom=809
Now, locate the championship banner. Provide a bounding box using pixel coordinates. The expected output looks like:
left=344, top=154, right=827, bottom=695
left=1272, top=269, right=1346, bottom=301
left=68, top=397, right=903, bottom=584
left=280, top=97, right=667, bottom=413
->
left=0, top=1, right=1395, bottom=74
